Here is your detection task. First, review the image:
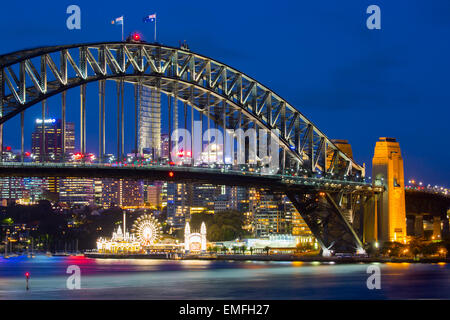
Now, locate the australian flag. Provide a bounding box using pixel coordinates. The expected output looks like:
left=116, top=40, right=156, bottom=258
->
left=143, top=13, right=156, bottom=23
left=111, top=16, right=123, bottom=25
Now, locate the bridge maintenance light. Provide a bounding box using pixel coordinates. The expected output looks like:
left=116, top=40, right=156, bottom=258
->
left=127, top=32, right=142, bottom=43
left=168, top=171, right=174, bottom=178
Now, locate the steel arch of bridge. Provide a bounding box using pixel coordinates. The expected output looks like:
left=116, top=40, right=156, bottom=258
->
left=0, top=42, right=376, bottom=254
left=0, top=42, right=363, bottom=179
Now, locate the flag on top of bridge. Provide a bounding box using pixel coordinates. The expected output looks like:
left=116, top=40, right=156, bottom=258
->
left=111, top=16, right=124, bottom=25
left=111, top=16, right=125, bottom=41
left=143, top=13, right=157, bottom=42
left=143, top=13, right=156, bottom=23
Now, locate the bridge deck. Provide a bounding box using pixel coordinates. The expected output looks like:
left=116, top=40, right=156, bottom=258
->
left=0, top=162, right=380, bottom=194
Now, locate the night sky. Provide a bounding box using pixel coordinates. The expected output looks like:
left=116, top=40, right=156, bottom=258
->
left=0, top=0, right=449, bottom=185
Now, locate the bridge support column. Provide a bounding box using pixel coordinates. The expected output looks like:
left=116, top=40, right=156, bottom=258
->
left=121, top=80, right=124, bottom=161
left=41, top=100, right=46, bottom=162
left=80, top=84, right=86, bottom=155
left=372, top=137, right=406, bottom=243
left=62, top=91, right=66, bottom=161
left=184, top=101, right=188, bottom=161
left=20, top=111, right=24, bottom=163
left=99, top=80, right=105, bottom=163
left=0, top=69, right=3, bottom=162
left=359, top=194, right=378, bottom=244
left=433, top=216, right=441, bottom=240
left=116, top=80, right=123, bottom=162
left=414, top=214, right=424, bottom=238
left=0, top=123, right=3, bottom=162
left=190, top=92, right=194, bottom=166
left=168, top=94, right=172, bottom=162
left=134, top=83, right=138, bottom=159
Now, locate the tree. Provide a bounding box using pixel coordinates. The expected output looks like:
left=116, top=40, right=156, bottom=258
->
left=422, top=242, right=441, bottom=256
left=380, top=242, right=406, bottom=257
left=264, top=246, right=270, bottom=255
left=409, top=239, right=424, bottom=259
left=241, top=245, right=247, bottom=255
left=190, top=209, right=248, bottom=242
left=1, top=218, right=13, bottom=225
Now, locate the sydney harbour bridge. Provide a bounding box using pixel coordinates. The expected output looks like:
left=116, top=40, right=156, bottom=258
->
left=0, top=40, right=405, bottom=255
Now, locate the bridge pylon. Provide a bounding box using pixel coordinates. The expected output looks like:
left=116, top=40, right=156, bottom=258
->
left=372, top=137, right=407, bottom=243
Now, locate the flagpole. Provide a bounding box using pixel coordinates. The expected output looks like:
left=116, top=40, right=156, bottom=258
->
left=122, top=19, right=124, bottom=41
left=154, top=15, right=157, bottom=42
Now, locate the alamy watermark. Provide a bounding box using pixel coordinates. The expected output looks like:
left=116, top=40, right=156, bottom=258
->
left=66, top=5, right=81, bottom=30
left=170, top=123, right=281, bottom=175
left=66, top=265, right=81, bottom=289
left=366, top=265, right=381, bottom=290
left=366, top=5, right=381, bottom=30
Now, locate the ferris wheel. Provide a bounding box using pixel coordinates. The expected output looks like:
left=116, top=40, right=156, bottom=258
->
left=131, top=214, right=162, bottom=247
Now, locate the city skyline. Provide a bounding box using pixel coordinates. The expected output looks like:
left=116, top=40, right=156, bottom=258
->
left=0, top=2, right=449, bottom=303
left=0, top=1, right=449, bottom=186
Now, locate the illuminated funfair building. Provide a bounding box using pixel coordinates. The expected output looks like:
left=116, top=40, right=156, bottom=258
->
left=96, top=225, right=141, bottom=254
left=184, top=222, right=207, bottom=253
left=97, top=213, right=162, bottom=254
left=97, top=212, right=208, bottom=254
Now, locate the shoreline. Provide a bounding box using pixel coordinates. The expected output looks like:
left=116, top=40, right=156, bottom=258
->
left=83, top=252, right=450, bottom=264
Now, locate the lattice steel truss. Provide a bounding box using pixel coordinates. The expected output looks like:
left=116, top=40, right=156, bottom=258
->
left=0, top=42, right=363, bottom=179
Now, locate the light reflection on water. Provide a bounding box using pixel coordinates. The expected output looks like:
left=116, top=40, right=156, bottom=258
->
left=0, top=255, right=449, bottom=300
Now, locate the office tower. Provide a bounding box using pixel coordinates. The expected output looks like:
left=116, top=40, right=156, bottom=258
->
left=144, top=181, right=163, bottom=208
left=22, top=177, right=45, bottom=203
left=160, top=133, right=170, bottom=160
left=101, top=179, right=144, bottom=208
left=250, top=190, right=293, bottom=237
left=188, top=184, right=217, bottom=211
left=214, top=194, right=230, bottom=212
left=31, top=118, right=75, bottom=162
left=59, top=178, right=95, bottom=206
left=167, top=183, right=189, bottom=230
left=102, top=179, right=121, bottom=208
left=94, top=179, right=103, bottom=205
left=0, top=178, right=24, bottom=203
left=139, top=86, right=161, bottom=159
left=120, top=180, right=144, bottom=208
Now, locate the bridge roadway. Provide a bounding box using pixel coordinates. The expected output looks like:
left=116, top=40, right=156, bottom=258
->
left=0, top=162, right=380, bottom=194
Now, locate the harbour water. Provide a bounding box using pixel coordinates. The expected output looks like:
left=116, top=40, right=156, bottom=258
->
left=0, top=255, right=449, bottom=299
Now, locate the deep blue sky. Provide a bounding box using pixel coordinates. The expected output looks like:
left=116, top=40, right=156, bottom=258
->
left=0, top=0, right=449, bottom=186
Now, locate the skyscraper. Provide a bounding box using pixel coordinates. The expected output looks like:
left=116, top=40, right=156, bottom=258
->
left=101, top=179, right=144, bottom=208
left=160, top=134, right=170, bottom=160
left=139, top=86, right=161, bottom=159
left=144, top=182, right=163, bottom=208
left=31, top=118, right=75, bottom=162
left=167, top=183, right=189, bottom=230
left=59, top=178, right=95, bottom=206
